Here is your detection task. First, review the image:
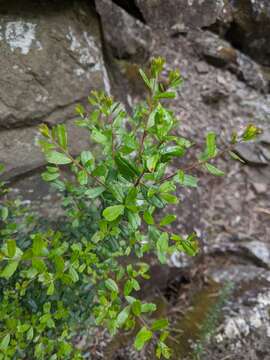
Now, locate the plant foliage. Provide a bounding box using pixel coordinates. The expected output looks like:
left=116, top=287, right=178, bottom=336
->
left=0, top=57, right=260, bottom=359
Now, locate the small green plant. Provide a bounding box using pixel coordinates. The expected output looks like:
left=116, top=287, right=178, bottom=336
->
left=0, top=58, right=260, bottom=359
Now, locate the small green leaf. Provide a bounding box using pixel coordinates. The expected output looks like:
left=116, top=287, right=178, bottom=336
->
left=1, top=261, right=19, bottom=279
left=204, top=163, right=225, bottom=176
left=154, top=91, right=176, bottom=100
left=160, top=193, right=178, bottom=204
left=178, top=170, right=198, bottom=188
left=146, top=154, right=159, bottom=172
left=47, top=282, right=55, bottom=296
left=134, top=327, right=153, bottom=351
left=7, top=239, right=16, bottom=258
left=242, top=124, right=261, bottom=141
left=91, top=128, right=108, bottom=145
left=105, top=278, right=119, bottom=293
left=75, top=104, right=85, bottom=117
left=124, top=280, right=134, bottom=296
left=56, top=124, right=68, bottom=149
left=32, top=236, right=45, bottom=256
left=138, top=69, right=151, bottom=89
left=141, top=303, right=157, bottom=313
left=92, top=164, right=107, bottom=177
left=160, top=145, right=185, bottom=161
left=151, top=319, right=169, bottom=331
left=42, top=171, right=59, bottom=182
left=103, top=205, right=124, bottom=222
left=116, top=306, right=130, bottom=327
left=69, top=266, right=79, bottom=283
left=132, top=300, right=142, bottom=316
left=159, top=214, right=176, bottom=227
left=80, top=151, right=95, bottom=169
left=0, top=334, right=10, bottom=351
left=54, top=256, right=65, bottom=274
left=115, top=154, right=140, bottom=181
left=143, top=210, right=154, bottom=225
left=77, top=170, right=88, bottom=185
left=159, top=181, right=175, bottom=193
left=131, top=278, right=140, bottom=291
left=46, top=151, right=72, bottom=165
left=206, top=132, right=217, bottom=158
left=91, top=230, right=105, bottom=243
left=26, top=327, right=34, bottom=341
left=39, top=123, right=50, bottom=138
left=157, top=233, right=169, bottom=264
left=128, top=211, right=141, bottom=230
left=177, top=233, right=199, bottom=256
left=1, top=207, right=9, bottom=221
left=85, top=187, right=105, bottom=199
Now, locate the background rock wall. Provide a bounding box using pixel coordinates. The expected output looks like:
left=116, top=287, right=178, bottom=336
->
left=1, top=1, right=270, bottom=359
left=1, top=0, right=269, bottom=182
left=0, top=0, right=109, bottom=179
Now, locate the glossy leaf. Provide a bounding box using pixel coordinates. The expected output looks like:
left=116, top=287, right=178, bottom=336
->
left=103, top=205, right=124, bottom=222
left=134, top=327, right=153, bottom=351
left=46, top=151, right=72, bottom=165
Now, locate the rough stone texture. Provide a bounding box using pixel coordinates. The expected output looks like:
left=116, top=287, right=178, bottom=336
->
left=96, top=0, right=152, bottom=63
left=0, top=0, right=110, bottom=130
left=224, top=0, right=270, bottom=67
left=190, top=29, right=268, bottom=92
left=0, top=119, right=91, bottom=180
left=204, top=263, right=270, bottom=360
left=135, top=0, right=223, bottom=30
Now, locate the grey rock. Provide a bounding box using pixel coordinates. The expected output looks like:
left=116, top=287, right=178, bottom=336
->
left=234, top=143, right=268, bottom=166
left=239, top=241, right=270, bottom=268
left=195, top=61, right=209, bottom=74
left=205, top=262, right=270, bottom=360
left=0, top=119, right=91, bottom=180
left=135, top=0, right=222, bottom=30
left=170, top=23, right=188, bottom=37
left=259, top=130, right=270, bottom=145
left=201, top=87, right=229, bottom=105
left=96, top=0, right=152, bottom=63
left=0, top=0, right=110, bottom=129
left=236, top=53, right=268, bottom=92
left=224, top=0, right=270, bottom=67
left=192, top=30, right=268, bottom=91
left=208, top=264, right=270, bottom=285
left=260, top=147, right=270, bottom=161
left=252, top=182, right=268, bottom=194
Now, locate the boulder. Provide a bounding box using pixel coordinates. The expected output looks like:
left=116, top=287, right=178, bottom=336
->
left=0, top=0, right=110, bottom=129
left=191, top=30, right=268, bottom=92
left=135, top=0, right=222, bottom=30
left=0, top=119, right=91, bottom=180
left=96, top=0, right=152, bottom=63
left=226, top=0, right=270, bottom=67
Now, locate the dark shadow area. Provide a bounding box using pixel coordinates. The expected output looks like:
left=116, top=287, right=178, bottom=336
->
left=111, top=0, right=145, bottom=23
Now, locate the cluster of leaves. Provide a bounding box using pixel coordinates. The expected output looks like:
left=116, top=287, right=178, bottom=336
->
left=0, top=58, right=260, bottom=359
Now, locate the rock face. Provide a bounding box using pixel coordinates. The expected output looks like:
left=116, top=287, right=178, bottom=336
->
left=96, top=0, right=152, bottom=63
left=0, top=0, right=270, bottom=359
left=224, top=0, right=270, bottom=67
left=0, top=0, right=110, bottom=129
left=135, top=0, right=223, bottom=30
left=0, top=0, right=110, bottom=179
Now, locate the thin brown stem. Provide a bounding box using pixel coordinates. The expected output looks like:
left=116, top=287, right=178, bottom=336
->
left=50, top=137, right=108, bottom=189
left=159, top=142, right=238, bottom=184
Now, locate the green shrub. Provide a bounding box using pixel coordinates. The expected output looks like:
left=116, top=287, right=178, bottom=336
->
left=0, top=58, right=260, bottom=359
